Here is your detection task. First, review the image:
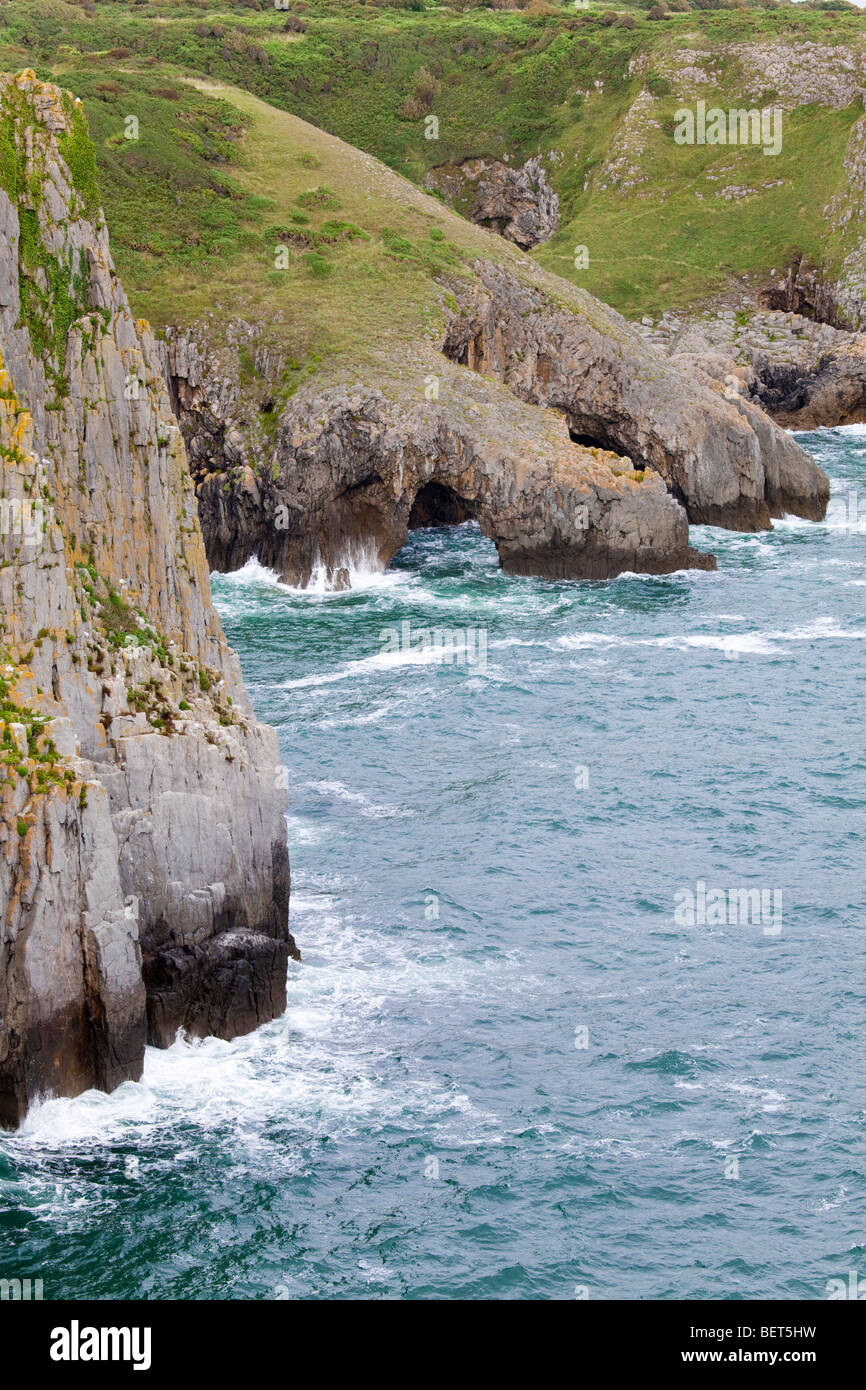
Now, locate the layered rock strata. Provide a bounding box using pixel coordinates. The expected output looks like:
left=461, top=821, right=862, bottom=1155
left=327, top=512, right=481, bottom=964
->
left=442, top=262, right=829, bottom=531
left=0, top=73, right=295, bottom=1129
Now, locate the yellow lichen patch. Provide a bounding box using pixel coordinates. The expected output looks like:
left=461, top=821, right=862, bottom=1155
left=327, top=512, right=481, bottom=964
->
left=0, top=345, right=37, bottom=464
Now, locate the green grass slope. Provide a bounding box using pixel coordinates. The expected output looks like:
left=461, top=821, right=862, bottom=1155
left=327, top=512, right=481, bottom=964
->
left=0, top=0, right=863, bottom=322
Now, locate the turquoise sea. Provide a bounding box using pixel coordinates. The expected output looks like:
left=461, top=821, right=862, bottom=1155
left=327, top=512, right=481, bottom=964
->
left=1, top=426, right=864, bottom=1300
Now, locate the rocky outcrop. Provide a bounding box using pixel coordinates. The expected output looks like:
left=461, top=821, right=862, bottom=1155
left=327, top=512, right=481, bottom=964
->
left=161, top=254, right=829, bottom=591
left=164, top=311, right=722, bottom=585
left=441, top=262, right=829, bottom=530
left=639, top=308, right=866, bottom=431
left=425, top=157, right=559, bottom=249
left=0, top=73, right=295, bottom=1128
left=751, top=242, right=866, bottom=338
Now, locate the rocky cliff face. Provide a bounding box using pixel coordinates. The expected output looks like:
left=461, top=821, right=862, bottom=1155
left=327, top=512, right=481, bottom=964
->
left=441, top=262, right=828, bottom=531
left=173, top=359, right=707, bottom=587
left=0, top=73, right=295, bottom=1129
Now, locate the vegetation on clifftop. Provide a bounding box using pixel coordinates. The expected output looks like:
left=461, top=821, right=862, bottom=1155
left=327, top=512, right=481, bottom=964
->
left=0, top=77, right=93, bottom=371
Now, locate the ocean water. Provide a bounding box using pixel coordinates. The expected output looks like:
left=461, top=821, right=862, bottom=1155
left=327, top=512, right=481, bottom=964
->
left=1, top=427, right=864, bottom=1301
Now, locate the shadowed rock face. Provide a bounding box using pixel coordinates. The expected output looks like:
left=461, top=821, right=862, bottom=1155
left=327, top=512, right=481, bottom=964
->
left=642, top=309, right=866, bottom=432
left=0, top=74, right=295, bottom=1128
left=441, top=261, right=830, bottom=531
left=174, top=354, right=716, bottom=587
left=753, top=343, right=866, bottom=430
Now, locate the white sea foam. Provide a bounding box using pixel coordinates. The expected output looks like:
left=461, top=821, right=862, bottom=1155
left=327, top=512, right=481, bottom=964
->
left=284, top=643, right=498, bottom=690
left=1, top=904, right=511, bottom=1165
left=217, top=556, right=283, bottom=589
left=818, top=422, right=866, bottom=438
left=609, top=566, right=707, bottom=583
left=657, top=632, right=781, bottom=656
left=213, top=552, right=408, bottom=599
left=817, top=1186, right=850, bottom=1212
left=723, top=1080, right=788, bottom=1113
left=555, top=616, right=866, bottom=659
left=284, top=812, right=321, bottom=846
left=298, top=559, right=407, bottom=598
left=306, top=778, right=414, bottom=819
left=556, top=632, right=622, bottom=651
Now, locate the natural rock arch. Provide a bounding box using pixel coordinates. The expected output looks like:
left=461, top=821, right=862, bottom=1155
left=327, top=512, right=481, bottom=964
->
left=408, top=481, right=477, bottom=530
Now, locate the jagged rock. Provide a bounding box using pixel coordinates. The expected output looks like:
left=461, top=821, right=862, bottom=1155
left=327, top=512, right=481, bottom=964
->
left=425, top=156, right=559, bottom=249
left=643, top=309, right=866, bottom=430
left=0, top=72, right=296, bottom=1128
left=169, top=345, right=714, bottom=587
left=162, top=251, right=829, bottom=590
left=144, top=929, right=290, bottom=1050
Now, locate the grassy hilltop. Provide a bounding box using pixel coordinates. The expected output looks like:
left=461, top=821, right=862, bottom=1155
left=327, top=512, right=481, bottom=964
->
left=0, top=0, right=863, bottom=332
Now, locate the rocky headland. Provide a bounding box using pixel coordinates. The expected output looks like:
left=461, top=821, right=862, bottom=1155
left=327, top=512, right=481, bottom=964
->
left=162, top=252, right=828, bottom=591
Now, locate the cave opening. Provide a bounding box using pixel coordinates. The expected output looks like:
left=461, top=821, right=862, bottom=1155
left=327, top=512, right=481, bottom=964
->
left=568, top=423, right=631, bottom=456
left=757, top=286, right=818, bottom=319
left=409, top=481, right=477, bottom=530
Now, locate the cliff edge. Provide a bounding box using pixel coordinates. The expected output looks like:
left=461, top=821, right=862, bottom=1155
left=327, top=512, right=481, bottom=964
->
left=0, top=72, right=295, bottom=1129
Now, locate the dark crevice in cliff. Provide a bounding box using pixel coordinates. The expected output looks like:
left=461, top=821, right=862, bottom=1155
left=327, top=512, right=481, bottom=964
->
left=567, top=423, right=635, bottom=460
left=755, top=254, right=862, bottom=335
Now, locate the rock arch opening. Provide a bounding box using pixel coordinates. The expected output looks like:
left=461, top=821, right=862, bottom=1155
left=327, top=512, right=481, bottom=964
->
left=409, top=481, right=477, bottom=530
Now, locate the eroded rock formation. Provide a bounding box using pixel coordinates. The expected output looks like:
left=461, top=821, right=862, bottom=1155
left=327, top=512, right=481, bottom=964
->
left=0, top=73, right=295, bottom=1128
left=639, top=308, right=866, bottom=431
left=194, top=374, right=710, bottom=584
left=165, top=332, right=716, bottom=586
left=441, top=262, right=829, bottom=531
left=424, top=157, right=559, bottom=250
left=161, top=251, right=828, bottom=591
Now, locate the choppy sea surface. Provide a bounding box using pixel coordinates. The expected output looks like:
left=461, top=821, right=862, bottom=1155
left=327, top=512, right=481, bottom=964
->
left=1, top=427, right=864, bottom=1300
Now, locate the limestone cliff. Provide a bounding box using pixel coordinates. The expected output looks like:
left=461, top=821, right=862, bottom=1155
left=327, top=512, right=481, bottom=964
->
left=441, top=262, right=829, bottom=531
left=0, top=73, right=295, bottom=1129
left=165, top=327, right=712, bottom=587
